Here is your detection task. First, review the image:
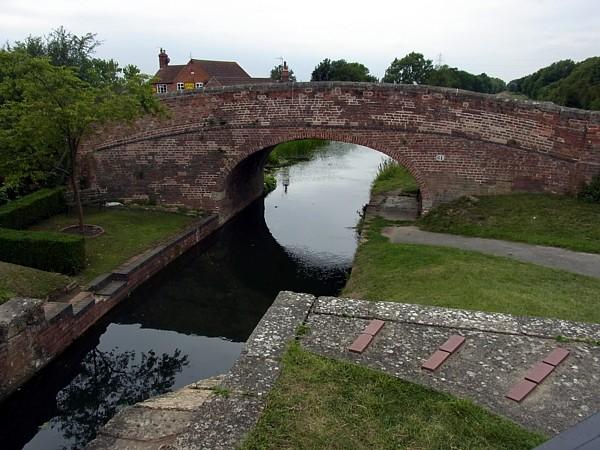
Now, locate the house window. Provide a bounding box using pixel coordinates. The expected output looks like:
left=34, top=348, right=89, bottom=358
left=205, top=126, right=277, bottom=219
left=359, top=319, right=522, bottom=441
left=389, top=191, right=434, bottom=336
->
left=195, top=82, right=204, bottom=90
left=156, top=84, right=167, bottom=94
left=176, top=82, right=185, bottom=91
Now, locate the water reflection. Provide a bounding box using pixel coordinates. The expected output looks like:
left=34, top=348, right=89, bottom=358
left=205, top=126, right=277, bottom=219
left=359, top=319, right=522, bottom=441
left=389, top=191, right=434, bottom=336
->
left=50, top=348, right=188, bottom=449
left=1, top=142, right=387, bottom=449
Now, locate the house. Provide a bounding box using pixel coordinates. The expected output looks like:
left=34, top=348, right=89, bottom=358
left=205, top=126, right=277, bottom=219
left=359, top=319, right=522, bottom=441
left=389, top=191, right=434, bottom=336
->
left=153, top=49, right=272, bottom=94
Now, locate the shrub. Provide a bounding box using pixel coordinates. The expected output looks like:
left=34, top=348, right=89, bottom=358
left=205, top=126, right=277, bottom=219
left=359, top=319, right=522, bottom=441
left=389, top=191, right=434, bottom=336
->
left=0, top=187, right=66, bottom=229
left=0, top=228, right=85, bottom=274
left=579, top=175, right=600, bottom=203
left=264, top=173, right=277, bottom=194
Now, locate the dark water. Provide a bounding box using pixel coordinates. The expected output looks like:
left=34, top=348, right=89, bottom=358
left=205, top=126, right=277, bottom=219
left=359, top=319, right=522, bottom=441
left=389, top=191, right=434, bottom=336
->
left=0, top=142, right=384, bottom=450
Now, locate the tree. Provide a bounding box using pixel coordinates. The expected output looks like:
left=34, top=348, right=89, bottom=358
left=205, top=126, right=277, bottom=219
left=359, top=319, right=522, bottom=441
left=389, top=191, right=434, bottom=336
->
left=383, top=52, right=433, bottom=84
left=311, top=59, right=377, bottom=82
left=0, top=51, right=161, bottom=233
left=424, top=65, right=506, bottom=93
left=270, top=63, right=296, bottom=82
left=507, top=57, right=600, bottom=110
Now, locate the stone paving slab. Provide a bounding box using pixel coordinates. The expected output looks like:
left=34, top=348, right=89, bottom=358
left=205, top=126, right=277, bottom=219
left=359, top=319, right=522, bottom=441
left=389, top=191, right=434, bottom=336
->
left=382, top=225, right=600, bottom=279
left=302, top=304, right=600, bottom=435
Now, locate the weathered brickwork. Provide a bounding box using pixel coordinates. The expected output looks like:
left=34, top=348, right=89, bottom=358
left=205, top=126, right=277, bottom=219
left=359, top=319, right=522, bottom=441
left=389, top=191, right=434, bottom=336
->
left=81, top=82, right=600, bottom=219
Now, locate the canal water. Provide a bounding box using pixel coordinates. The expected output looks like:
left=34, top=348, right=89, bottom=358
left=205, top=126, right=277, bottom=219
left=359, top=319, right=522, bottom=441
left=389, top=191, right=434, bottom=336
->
left=0, top=142, right=386, bottom=449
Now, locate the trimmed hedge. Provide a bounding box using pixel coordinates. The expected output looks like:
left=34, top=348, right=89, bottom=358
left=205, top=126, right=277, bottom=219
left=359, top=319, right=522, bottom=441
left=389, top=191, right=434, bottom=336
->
left=0, top=188, right=66, bottom=229
left=0, top=228, right=85, bottom=274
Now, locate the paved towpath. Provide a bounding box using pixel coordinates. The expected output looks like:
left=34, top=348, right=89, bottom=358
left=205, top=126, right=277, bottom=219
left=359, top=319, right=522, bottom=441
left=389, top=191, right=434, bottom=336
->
left=381, top=226, right=600, bottom=279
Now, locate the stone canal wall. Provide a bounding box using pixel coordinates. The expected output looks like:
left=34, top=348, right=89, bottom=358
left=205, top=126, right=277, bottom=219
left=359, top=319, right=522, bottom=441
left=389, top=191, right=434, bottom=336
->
left=0, top=215, right=219, bottom=401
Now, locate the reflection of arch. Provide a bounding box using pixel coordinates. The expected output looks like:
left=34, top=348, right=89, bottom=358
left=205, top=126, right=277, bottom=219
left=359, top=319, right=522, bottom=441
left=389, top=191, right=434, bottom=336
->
left=111, top=199, right=348, bottom=341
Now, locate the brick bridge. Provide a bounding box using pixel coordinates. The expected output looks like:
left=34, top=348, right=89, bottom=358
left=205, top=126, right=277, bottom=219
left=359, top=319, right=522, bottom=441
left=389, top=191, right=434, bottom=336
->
left=82, top=82, right=600, bottom=221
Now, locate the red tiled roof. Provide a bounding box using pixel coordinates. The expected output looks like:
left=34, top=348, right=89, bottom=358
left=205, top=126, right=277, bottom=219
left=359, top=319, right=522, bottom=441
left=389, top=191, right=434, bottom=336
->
left=191, top=60, right=250, bottom=78
left=206, top=76, right=272, bottom=87
left=154, top=65, right=184, bottom=84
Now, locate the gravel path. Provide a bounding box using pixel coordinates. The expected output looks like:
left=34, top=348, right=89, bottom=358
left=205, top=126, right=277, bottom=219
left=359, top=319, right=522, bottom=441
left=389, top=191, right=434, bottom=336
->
left=382, top=226, right=600, bottom=279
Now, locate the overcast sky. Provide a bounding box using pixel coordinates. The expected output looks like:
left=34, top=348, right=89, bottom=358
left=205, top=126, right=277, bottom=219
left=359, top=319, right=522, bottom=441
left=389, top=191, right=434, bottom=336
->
left=2, top=0, right=599, bottom=82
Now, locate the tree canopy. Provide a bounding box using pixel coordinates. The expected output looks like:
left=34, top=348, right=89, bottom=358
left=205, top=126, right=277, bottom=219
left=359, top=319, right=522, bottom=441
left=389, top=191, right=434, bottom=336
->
left=508, top=57, right=600, bottom=110
left=381, top=52, right=506, bottom=93
left=382, top=52, right=433, bottom=84
left=311, top=59, right=377, bottom=82
left=0, top=28, right=161, bottom=229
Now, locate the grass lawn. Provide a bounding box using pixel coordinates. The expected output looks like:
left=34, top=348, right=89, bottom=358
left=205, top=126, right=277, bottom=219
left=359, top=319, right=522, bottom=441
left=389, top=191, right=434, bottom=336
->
left=418, top=194, right=600, bottom=254
left=371, top=160, right=419, bottom=195
left=0, top=261, right=72, bottom=304
left=30, top=208, right=195, bottom=283
left=343, top=218, right=600, bottom=324
left=240, top=342, right=545, bottom=450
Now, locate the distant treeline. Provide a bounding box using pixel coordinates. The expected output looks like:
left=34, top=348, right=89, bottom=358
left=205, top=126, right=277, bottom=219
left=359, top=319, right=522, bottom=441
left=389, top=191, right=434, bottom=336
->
left=309, top=52, right=600, bottom=110
left=508, top=57, right=600, bottom=110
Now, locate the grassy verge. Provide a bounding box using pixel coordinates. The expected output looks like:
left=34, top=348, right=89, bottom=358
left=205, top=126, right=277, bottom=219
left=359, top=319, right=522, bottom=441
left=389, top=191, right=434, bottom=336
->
left=240, top=342, right=545, bottom=450
left=343, top=218, right=600, bottom=323
left=371, top=159, right=419, bottom=195
left=0, top=261, right=72, bottom=304
left=30, top=208, right=195, bottom=283
left=418, top=194, right=600, bottom=254
left=266, top=139, right=328, bottom=167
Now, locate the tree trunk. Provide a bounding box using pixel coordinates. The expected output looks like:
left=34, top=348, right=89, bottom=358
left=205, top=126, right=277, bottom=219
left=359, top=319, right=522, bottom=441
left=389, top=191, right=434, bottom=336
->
left=69, top=151, right=85, bottom=234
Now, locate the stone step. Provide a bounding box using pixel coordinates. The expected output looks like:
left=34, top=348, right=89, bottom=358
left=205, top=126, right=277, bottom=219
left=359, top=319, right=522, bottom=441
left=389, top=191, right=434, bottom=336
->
left=95, top=280, right=127, bottom=297
left=61, top=290, right=96, bottom=316
left=43, top=302, right=73, bottom=323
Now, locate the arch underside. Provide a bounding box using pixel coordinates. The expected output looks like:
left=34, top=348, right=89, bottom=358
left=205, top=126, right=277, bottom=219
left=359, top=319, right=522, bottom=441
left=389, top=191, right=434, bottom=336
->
left=90, top=126, right=580, bottom=222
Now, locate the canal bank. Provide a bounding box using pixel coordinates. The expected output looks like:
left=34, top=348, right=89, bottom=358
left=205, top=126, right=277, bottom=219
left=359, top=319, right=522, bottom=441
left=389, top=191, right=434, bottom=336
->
left=0, top=214, right=220, bottom=402
left=1, top=141, right=387, bottom=449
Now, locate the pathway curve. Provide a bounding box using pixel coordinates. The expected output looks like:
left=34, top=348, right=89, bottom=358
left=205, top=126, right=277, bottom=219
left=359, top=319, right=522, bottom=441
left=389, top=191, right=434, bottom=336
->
left=382, top=226, right=600, bottom=279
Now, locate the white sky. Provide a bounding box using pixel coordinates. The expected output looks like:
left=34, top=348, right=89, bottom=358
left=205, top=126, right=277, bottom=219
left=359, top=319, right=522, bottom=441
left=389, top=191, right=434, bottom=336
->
left=1, top=0, right=599, bottom=82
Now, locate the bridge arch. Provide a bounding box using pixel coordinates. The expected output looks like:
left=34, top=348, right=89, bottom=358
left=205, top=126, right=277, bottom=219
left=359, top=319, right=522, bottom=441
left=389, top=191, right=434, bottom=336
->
left=81, top=82, right=600, bottom=222
left=221, top=132, right=433, bottom=219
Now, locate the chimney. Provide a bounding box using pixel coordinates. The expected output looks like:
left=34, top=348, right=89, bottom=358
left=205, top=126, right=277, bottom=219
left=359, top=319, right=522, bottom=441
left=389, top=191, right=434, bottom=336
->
left=159, top=48, right=170, bottom=69
left=280, top=61, right=289, bottom=82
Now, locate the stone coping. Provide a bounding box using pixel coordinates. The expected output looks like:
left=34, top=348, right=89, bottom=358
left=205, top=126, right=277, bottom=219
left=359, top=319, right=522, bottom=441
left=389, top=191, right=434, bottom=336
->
left=314, top=296, right=600, bottom=342
left=157, top=82, right=600, bottom=118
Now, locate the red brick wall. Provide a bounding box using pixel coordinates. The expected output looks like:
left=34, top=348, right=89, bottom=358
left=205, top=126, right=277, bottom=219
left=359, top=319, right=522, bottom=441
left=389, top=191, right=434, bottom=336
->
left=81, top=82, right=600, bottom=219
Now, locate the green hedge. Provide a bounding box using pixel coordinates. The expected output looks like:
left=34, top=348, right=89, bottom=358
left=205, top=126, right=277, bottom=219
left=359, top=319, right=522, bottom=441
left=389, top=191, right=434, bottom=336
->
left=0, top=228, right=85, bottom=274
left=0, top=187, right=66, bottom=229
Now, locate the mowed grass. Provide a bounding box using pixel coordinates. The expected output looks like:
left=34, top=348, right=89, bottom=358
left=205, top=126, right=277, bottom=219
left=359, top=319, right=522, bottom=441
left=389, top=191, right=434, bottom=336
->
left=418, top=194, right=600, bottom=254
left=343, top=218, right=600, bottom=323
left=0, top=261, right=72, bottom=304
left=240, top=342, right=545, bottom=450
left=371, top=159, right=419, bottom=195
left=31, top=208, right=195, bottom=283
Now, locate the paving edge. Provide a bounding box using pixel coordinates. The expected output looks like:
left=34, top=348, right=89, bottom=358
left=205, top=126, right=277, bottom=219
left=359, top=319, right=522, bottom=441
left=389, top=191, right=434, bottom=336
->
left=313, top=296, right=600, bottom=342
